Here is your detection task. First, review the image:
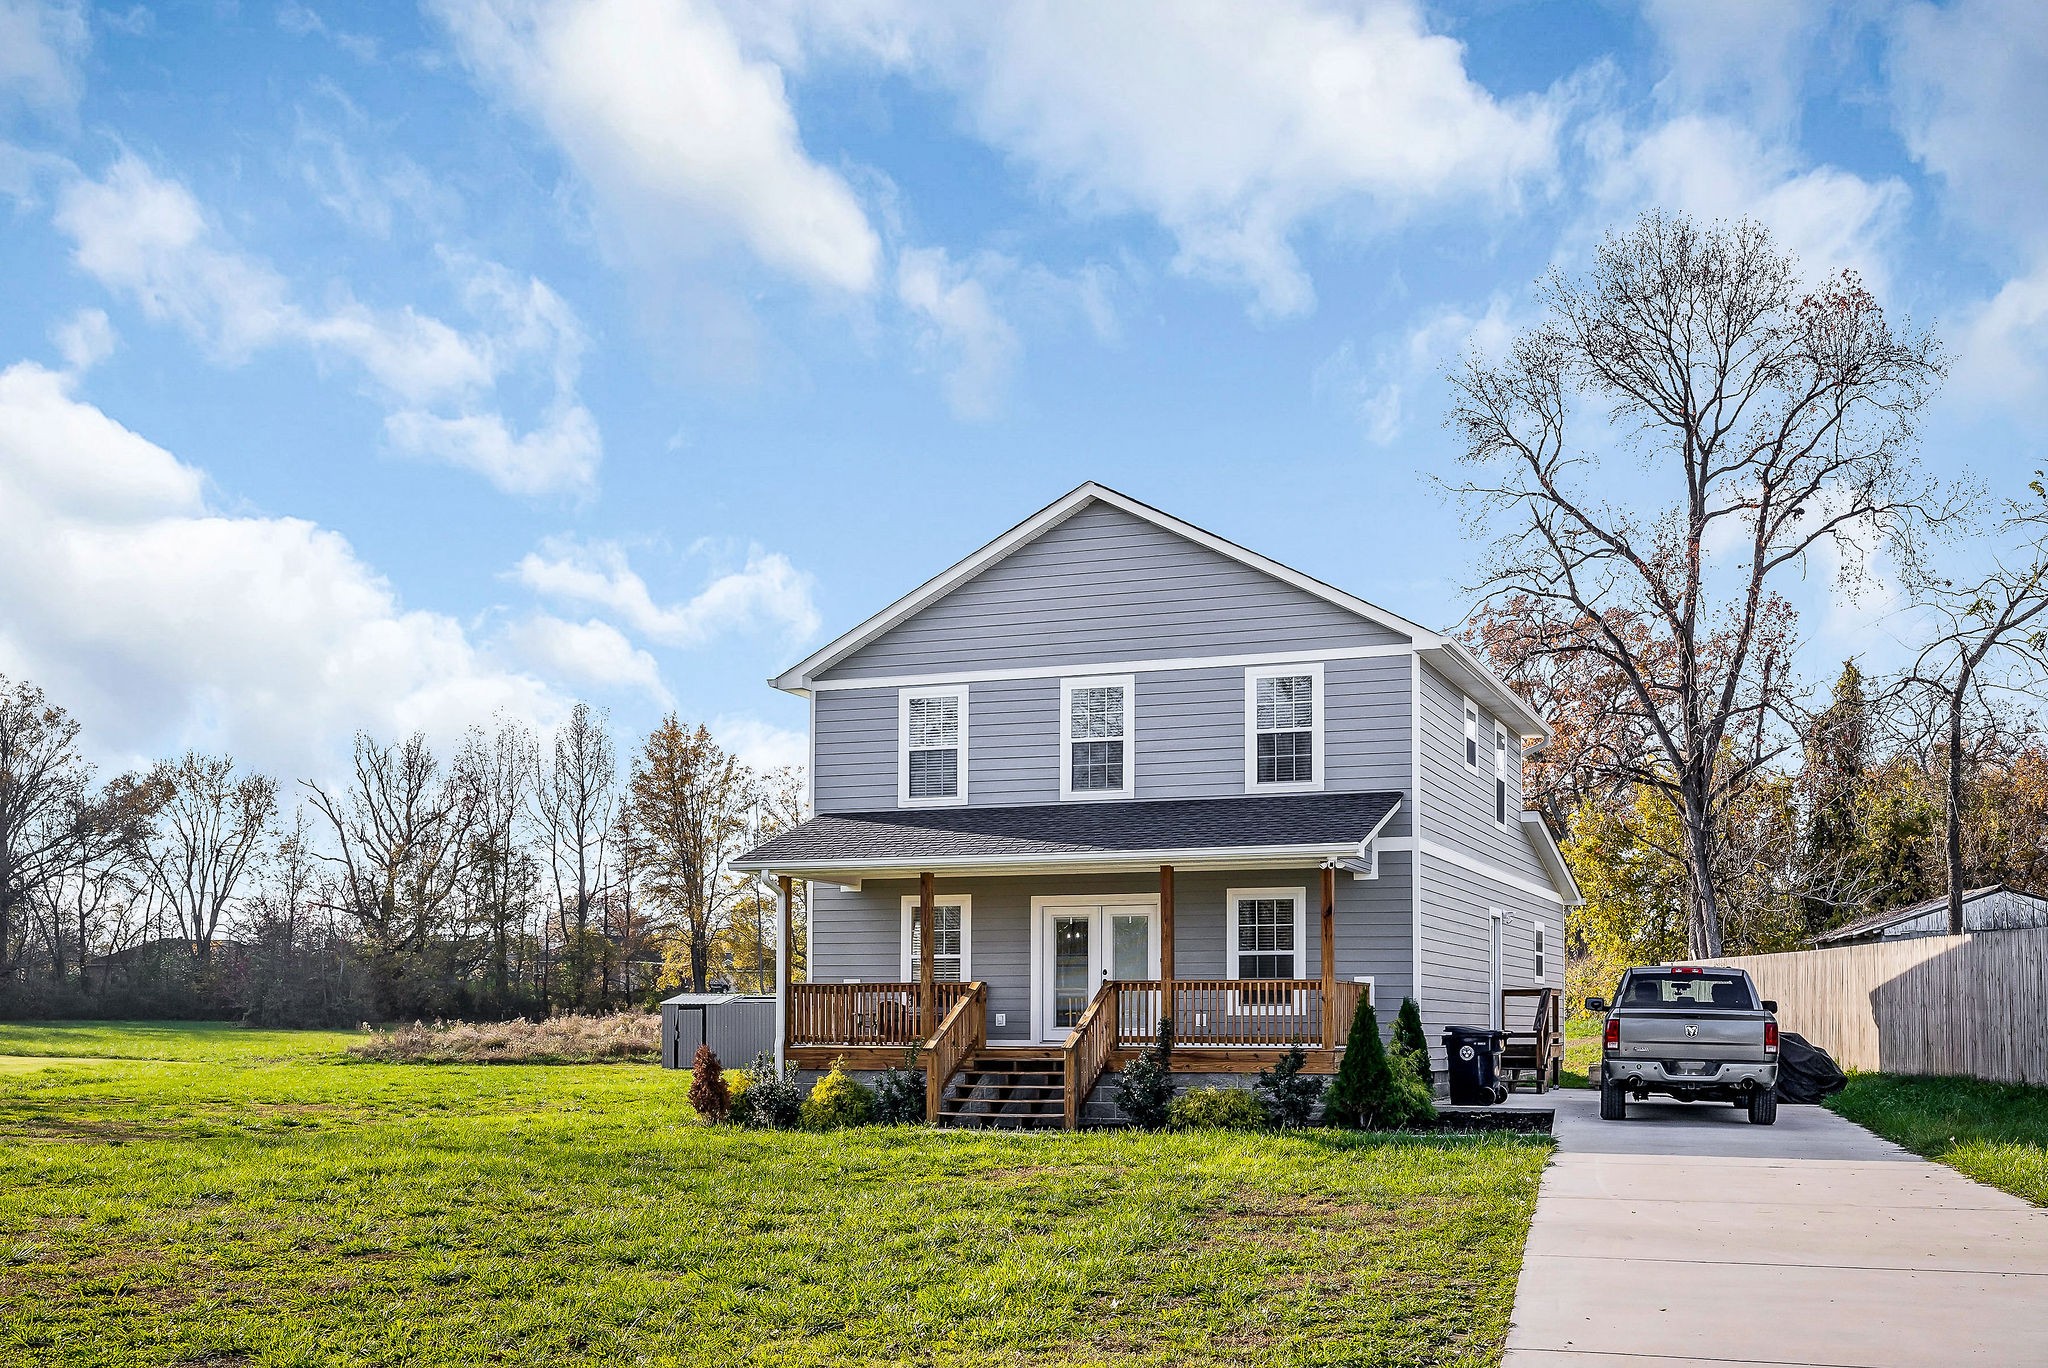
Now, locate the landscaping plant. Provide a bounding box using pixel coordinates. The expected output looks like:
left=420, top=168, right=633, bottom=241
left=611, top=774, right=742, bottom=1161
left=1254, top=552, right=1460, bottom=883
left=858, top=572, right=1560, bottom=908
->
left=730, top=1053, right=803, bottom=1129
left=871, top=1046, right=928, bottom=1125
left=1325, top=998, right=1435, bottom=1130
left=1254, top=1044, right=1326, bottom=1127
left=1114, top=1015, right=1177, bottom=1130
left=1167, top=1085, right=1267, bottom=1131
left=799, top=1058, right=877, bottom=1129
left=1393, top=998, right=1433, bottom=1092
left=687, top=1044, right=731, bottom=1123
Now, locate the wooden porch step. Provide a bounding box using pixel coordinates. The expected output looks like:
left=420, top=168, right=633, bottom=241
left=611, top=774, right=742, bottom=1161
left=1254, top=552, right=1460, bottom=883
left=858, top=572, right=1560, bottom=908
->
left=937, top=1053, right=1069, bottom=1130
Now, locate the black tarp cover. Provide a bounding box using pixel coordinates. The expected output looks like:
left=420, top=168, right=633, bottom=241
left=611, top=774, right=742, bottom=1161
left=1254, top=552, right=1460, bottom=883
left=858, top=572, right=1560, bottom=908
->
left=1776, top=1032, right=1848, bottom=1103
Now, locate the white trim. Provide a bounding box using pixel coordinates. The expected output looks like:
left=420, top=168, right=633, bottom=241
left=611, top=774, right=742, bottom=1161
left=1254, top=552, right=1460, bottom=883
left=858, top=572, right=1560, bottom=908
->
left=897, top=685, right=969, bottom=808
left=1410, top=652, right=1424, bottom=1016
left=1353, top=975, right=1376, bottom=1007
left=1225, top=885, right=1310, bottom=981
left=1519, top=812, right=1584, bottom=907
left=1488, top=908, right=1505, bottom=1030
left=806, top=643, right=1411, bottom=692
left=770, top=482, right=1431, bottom=692
left=1244, top=661, right=1325, bottom=794
left=1060, top=674, right=1136, bottom=801
left=1029, top=893, right=1160, bottom=1043
left=899, top=894, right=972, bottom=982
left=1463, top=696, right=1479, bottom=771
left=1378, top=836, right=1569, bottom=906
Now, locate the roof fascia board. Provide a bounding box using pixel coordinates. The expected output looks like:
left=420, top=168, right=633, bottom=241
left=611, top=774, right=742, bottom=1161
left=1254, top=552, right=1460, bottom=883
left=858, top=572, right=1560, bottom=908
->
left=735, top=838, right=1375, bottom=879
left=1519, top=811, right=1584, bottom=907
left=1418, top=641, right=1551, bottom=743
left=770, top=481, right=1433, bottom=693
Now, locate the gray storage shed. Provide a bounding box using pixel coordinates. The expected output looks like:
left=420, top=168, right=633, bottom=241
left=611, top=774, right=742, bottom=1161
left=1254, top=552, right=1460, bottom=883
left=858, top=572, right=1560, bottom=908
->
left=660, top=992, right=777, bottom=1070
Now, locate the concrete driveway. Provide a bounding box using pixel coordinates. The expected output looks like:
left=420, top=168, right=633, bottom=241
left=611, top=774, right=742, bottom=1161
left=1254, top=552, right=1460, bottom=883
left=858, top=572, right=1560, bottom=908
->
left=1501, top=1088, right=2048, bottom=1367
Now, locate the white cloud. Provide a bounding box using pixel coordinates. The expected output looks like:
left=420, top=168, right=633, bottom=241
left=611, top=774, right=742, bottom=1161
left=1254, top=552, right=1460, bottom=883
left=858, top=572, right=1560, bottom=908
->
left=431, top=0, right=879, bottom=293
left=0, top=0, right=87, bottom=116
left=896, top=246, right=1020, bottom=420
left=499, top=613, right=671, bottom=703
left=1584, top=114, right=1908, bottom=293
left=1952, top=261, right=2048, bottom=408
left=53, top=155, right=601, bottom=494
left=0, top=360, right=571, bottom=777
left=1314, top=295, right=1517, bottom=445
left=711, top=712, right=806, bottom=774
left=514, top=537, right=821, bottom=646
left=1641, top=0, right=1826, bottom=129
left=49, top=306, right=114, bottom=373
left=781, top=0, right=1558, bottom=318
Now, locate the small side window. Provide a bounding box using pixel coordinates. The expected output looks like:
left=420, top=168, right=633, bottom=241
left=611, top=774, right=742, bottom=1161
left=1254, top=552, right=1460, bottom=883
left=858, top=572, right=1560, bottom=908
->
left=1494, top=725, right=1509, bottom=826
left=1464, top=700, right=1478, bottom=769
left=1533, top=920, right=1545, bottom=982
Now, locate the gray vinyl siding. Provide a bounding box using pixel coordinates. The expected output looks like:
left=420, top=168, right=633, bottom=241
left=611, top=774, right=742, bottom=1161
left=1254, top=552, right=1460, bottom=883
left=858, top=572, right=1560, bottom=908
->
left=1416, top=662, right=1549, bottom=883
left=819, top=500, right=1408, bottom=681
left=1415, top=852, right=1560, bottom=1074
left=812, top=655, right=1413, bottom=821
left=810, top=864, right=1414, bottom=1043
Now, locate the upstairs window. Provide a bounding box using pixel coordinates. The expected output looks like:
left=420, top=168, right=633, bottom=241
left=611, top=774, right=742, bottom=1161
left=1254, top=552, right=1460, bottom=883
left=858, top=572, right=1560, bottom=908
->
left=1061, top=675, right=1134, bottom=800
left=1495, top=724, right=1509, bottom=826
left=1245, top=663, right=1324, bottom=791
left=898, top=686, right=967, bottom=807
left=1533, top=920, right=1546, bottom=982
left=1465, top=699, right=1479, bottom=768
left=901, top=896, right=971, bottom=981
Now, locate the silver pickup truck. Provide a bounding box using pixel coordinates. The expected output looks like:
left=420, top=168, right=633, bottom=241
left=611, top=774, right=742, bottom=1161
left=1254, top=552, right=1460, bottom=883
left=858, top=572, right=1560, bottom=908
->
left=1586, top=967, right=1781, bottom=1124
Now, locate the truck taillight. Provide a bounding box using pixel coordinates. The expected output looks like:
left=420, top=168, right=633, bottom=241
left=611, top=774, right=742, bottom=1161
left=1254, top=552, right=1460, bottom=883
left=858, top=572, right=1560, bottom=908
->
left=1764, top=1021, right=1779, bottom=1054
left=1604, top=1017, right=1620, bottom=1050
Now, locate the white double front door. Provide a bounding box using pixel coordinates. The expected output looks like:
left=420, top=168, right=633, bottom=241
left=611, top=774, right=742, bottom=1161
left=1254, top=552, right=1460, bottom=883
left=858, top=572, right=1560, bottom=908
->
left=1034, top=898, right=1158, bottom=1043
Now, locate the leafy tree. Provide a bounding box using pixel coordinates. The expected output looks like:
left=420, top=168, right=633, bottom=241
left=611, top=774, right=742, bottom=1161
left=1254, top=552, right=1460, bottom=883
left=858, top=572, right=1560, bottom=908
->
left=628, top=718, right=752, bottom=994
left=1447, top=211, right=1949, bottom=957
left=1392, top=998, right=1432, bottom=1092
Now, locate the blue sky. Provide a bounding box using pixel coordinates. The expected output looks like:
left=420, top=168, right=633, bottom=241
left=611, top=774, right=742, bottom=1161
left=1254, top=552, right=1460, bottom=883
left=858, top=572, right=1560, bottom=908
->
left=2, top=0, right=2044, bottom=782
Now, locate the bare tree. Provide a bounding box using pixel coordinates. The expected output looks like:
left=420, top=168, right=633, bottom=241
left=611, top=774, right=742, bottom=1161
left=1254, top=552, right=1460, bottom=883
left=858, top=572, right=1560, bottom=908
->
left=454, top=718, right=540, bottom=1007
left=141, top=752, right=278, bottom=959
left=0, top=676, right=96, bottom=974
left=1445, top=211, right=1948, bottom=956
left=1900, top=479, right=2048, bottom=933
left=626, top=718, right=753, bottom=994
left=532, top=703, right=616, bottom=1008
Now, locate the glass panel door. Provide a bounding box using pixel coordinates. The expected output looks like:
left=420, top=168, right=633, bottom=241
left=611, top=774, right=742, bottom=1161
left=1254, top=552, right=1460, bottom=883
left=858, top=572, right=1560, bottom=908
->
left=1109, top=912, right=1151, bottom=980
left=1051, top=913, right=1092, bottom=1030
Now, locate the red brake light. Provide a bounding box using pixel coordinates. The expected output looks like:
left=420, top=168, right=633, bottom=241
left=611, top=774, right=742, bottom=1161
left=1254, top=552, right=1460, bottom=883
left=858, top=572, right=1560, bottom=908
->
left=1673, top=966, right=1702, bottom=974
left=1764, top=1021, right=1779, bottom=1053
left=1604, top=1017, right=1620, bottom=1049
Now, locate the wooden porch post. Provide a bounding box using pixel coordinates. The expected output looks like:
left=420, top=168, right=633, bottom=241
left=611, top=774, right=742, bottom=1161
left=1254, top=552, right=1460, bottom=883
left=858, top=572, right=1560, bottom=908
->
left=776, top=875, right=793, bottom=1072
left=918, top=870, right=936, bottom=1033
left=1320, top=863, right=1337, bottom=1048
left=1158, top=865, right=1175, bottom=1035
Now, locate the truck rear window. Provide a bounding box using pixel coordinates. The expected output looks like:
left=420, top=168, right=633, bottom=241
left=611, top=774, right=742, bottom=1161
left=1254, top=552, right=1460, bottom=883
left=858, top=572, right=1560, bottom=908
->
left=1615, top=971, right=1756, bottom=1010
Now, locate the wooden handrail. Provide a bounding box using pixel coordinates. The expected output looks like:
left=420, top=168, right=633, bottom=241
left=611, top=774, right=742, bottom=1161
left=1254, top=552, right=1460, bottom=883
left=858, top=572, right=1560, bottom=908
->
left=923, top=982, right=987, bottom=1124
left=788, top=981, right=973, bottom=1046
left=1062, top=980, right=1120, bottom=1130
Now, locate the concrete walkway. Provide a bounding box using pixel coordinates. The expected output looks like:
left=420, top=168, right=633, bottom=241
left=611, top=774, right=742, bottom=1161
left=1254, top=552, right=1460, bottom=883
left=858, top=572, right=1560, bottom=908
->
left=1501, top=1089, right=2048, bottom=1367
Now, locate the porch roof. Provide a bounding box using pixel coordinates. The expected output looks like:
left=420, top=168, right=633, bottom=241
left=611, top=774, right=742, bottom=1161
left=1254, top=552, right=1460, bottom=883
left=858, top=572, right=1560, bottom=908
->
left=732, top=791, right=1403, bottom=879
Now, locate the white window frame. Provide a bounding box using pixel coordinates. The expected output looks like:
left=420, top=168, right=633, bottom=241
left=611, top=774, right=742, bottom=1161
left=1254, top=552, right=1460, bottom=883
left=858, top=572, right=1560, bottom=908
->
left=1533, top=918, right=1546, bottom=983
left=1225, top=885, right=1309, bottom=1014
left=1060, top=674, right=1136, bottom=801
left=1494, top=723, right=1510, bottom=828
left=899, top=894, right=973, bottom=982
left=897, top=685, right=969, bottom=808
left=1464, top=697, right=1479, bottom=770
left=1244, top=662, right=1325, bottom=793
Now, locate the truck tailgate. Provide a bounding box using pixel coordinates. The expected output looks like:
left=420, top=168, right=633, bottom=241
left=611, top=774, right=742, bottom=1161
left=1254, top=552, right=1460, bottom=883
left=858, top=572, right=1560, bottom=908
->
left=1619, top=1014, right=1766, bottom=1060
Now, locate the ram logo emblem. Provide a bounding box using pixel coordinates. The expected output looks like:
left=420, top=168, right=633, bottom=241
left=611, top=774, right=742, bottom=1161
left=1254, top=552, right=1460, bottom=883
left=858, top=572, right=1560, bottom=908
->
left=1685, top=1024, right=1699, bottom=1036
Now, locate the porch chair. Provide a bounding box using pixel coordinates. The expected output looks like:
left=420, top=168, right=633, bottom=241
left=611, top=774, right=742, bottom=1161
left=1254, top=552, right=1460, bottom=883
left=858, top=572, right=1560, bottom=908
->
left=1498, top=987, right=1563, bottom=1093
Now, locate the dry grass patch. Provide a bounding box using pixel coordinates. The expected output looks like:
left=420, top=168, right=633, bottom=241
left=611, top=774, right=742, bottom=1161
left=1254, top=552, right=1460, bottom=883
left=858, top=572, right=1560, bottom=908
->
left=346, top=1013, right=659, bottom=1064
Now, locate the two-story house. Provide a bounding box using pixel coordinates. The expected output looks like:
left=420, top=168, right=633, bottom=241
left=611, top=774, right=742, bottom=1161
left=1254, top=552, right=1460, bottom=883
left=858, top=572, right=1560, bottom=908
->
left=733, top=483, right=1580, bottom=1126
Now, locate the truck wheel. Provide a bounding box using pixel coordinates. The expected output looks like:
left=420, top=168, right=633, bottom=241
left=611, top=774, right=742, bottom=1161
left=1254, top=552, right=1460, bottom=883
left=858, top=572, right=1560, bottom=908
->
left=1746, top=1089, right=1778, bottom=1126
left=1599, top=1072, right=1628, bottom=1121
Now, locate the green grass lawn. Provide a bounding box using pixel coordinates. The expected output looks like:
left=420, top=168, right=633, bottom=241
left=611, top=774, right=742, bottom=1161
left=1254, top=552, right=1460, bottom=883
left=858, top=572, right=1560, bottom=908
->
left=1, top=1022, right=1551, bottom=1367
left=1829, top=1074, right=2048, bottom=1208
left=1557, top=1016, right=1599, bottom=1090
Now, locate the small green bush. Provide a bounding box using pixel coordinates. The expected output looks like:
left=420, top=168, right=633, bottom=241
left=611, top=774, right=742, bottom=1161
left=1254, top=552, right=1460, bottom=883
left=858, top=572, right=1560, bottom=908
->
left=1325, top=999, right=1435, bottom=1130
left=1167, top=1085, right=1267, bottom=1131
left=871, top=1046, right=927, bottom=1125
left=1254, top=1044, right=1326, bottom=1127
left=1393, top=998, right=1433, bottom=1092
left=730, top=1054, right=802, bottom=1130
left=799, top=1058, right=877, bottom=1130
left=1114, top=1016, right=1177, bottom=1130
left=722, top=1068, right=749, bottom=1102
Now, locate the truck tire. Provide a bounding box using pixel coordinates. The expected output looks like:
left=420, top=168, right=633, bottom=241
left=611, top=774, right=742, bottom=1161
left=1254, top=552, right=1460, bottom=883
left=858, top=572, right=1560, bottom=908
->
left=1746, top=1088, right=1778, bottom=1126
left=1599, top=1072, right=1628, bottom=1121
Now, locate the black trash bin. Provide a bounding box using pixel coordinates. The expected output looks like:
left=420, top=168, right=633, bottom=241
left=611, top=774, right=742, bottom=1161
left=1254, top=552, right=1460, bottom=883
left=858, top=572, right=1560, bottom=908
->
left=1443, top=1026, right=1507, bottom=1106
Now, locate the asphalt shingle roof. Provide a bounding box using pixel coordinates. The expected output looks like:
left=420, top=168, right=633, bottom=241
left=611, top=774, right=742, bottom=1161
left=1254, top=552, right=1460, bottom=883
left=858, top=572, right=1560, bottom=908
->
left=734, top=791, right=1403, bottom=869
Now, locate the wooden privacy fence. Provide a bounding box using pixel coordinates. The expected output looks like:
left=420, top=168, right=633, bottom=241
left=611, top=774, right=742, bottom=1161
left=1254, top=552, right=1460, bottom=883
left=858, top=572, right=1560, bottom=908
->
left=1694, top=927, right=2048, bottom=1085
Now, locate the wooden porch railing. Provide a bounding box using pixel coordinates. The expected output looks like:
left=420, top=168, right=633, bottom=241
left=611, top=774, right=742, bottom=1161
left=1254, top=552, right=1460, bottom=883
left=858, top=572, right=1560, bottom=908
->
left=1112, top=978, right=1368, bottom=1049
left=788, top=980, right=974, bottom=1046
left=1062, top=980, right=1120, bottom=1130
left=923, top=982, right=988, bottom=1123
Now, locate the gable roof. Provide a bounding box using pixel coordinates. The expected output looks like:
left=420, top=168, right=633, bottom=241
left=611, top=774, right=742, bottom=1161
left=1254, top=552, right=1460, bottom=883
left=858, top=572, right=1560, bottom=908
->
left=1521, top=811, right=1585, bottom=907
left=1814, top=884, right=2048, bottom=944
left=771, top=481, right=1549, bottom=740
